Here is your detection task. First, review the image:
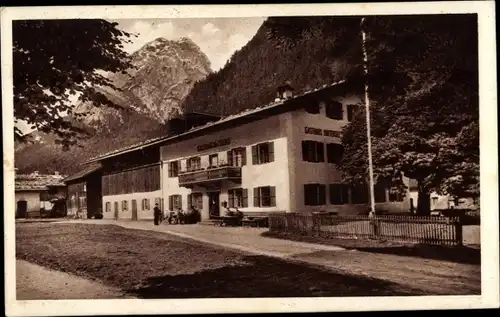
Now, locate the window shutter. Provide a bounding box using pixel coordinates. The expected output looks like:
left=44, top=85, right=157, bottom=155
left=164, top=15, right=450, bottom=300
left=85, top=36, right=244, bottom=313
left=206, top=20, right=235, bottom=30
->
left=169, top=196, right=173, bottom=211
left=347, top=104, right=354, bottom=121
left=228, top=191, right=234, bottom=208
left=268, top=142, right=275, bottom=162
left=253, top=187, right=260, bottom=207
left=269, top=186, right=276, bottom=207
left=304, top=184, right=310, bottom=206
left=227, top=150, right=233, bottom=166
left=168, top=162, right=172, bottom=177
left=318, top=142, right=325, bottom=162
left=242, top=189, right=248, bottom=207
left=179, top=195, right=183, bottom=210
left=187, top=194, right=192, bottom=208
left=302, top=141, right=308, bottom=161
left=326, top=144, right=333, bottom=163
left=241, top=148, right=247, bottom=166
left=319, top=185, right=326, bottom=205
left=251, top=145, right=258, bottom=165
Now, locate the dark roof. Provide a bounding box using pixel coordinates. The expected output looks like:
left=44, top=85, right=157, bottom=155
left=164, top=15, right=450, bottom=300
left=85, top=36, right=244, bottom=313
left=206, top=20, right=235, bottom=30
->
left=83, top=80, right=349, bottom=164
left=15, top=173, right=67, bottom=191
left=64, top=163, right=102, bottom=183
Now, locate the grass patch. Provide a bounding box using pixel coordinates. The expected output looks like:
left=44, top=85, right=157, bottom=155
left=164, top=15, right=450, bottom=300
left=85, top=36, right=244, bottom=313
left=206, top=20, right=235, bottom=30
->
left=16, top=223, right=423, bottom=298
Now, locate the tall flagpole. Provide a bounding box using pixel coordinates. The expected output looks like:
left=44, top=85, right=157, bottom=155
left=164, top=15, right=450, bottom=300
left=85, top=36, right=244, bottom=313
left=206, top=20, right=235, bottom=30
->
left=361, top=17, right=376, bottom=216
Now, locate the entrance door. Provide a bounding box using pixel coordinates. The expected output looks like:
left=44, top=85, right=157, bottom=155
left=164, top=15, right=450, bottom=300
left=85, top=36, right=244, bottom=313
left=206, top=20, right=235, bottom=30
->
left=17, top=200, right=27, bottom=219
left=131, top=199, right=138, bottom=221
left=208, top=192, right=220, bottom=218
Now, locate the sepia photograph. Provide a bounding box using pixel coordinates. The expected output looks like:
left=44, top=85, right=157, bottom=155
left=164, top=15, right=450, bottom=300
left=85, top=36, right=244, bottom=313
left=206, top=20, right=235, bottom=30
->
left=2, top=2, right=498, bottom=316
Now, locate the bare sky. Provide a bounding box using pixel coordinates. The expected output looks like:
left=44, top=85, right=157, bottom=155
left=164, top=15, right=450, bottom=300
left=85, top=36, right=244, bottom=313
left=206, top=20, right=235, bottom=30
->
left=112, top=17, right=266, bottom=71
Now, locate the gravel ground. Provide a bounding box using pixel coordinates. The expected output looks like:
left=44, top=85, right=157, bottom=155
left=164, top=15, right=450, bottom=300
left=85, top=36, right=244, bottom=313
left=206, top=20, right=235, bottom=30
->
left=16, top=259, right=131, bottom=300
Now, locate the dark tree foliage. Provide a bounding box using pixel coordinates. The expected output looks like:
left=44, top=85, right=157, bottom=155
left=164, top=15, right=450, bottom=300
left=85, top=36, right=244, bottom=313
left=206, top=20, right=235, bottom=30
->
left=268, top=14, right=479, bottom=215
left=13, top=19, right=134, bottom=149
left=182, top=16, right=363, bottom=116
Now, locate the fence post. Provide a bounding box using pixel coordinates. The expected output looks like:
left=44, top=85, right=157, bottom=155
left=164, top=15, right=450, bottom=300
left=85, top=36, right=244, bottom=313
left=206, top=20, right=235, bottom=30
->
left=455, top=217, right=463, bottom=246
left=369, top=214, right=380, bottom=239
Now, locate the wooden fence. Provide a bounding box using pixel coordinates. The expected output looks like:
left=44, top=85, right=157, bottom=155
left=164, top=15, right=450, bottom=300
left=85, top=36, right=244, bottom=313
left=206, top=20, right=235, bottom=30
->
left=269, top=213, right=463, bottom=246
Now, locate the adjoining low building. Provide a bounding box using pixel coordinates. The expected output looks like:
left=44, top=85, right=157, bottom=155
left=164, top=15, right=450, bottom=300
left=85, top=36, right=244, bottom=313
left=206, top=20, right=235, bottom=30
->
left=64, top=163, right=103, bottom=218
left=15, top=170, right=67, bottom=218
left=80, top=79, right=413, bottom=221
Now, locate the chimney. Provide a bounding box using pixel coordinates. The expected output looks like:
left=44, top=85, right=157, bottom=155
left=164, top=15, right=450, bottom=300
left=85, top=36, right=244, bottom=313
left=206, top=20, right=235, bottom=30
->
left=54, top=171, right=60, bottom=176
left=277, top=83, right=294, bottom=100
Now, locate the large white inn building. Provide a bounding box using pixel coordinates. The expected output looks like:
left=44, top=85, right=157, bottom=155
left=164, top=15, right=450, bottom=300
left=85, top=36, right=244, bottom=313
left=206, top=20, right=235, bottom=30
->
left=82, top=80, right=410, bottom=221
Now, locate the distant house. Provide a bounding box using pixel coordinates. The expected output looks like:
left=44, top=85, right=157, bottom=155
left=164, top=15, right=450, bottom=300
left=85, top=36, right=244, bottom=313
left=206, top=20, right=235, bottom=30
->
left=15, top=170, right=67, bottom=218
left=407, top=179, right=479, bottom=212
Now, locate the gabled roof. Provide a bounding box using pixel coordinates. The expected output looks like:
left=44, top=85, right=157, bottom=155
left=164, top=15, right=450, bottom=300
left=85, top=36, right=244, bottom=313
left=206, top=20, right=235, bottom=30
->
left=64, top=163, right=102, bottom=183
left=15, top=173, right=67, bottom=191
left=83, top=80, right=350, bottom=165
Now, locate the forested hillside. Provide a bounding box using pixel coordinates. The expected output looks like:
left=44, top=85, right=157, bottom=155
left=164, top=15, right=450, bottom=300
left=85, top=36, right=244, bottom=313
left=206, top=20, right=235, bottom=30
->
left=183, top=16, right=364, bottom=115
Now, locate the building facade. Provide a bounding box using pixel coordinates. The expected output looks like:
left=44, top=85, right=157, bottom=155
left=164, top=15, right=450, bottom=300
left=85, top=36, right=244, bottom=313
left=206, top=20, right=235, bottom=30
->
left=82, top=80, right=411, bottom=222
left=15, top=171, right=66, bottom=218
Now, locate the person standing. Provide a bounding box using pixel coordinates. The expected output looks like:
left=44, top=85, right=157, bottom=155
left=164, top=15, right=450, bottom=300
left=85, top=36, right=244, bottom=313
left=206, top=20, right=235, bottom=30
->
left=153, top=203, right=161, bottom=225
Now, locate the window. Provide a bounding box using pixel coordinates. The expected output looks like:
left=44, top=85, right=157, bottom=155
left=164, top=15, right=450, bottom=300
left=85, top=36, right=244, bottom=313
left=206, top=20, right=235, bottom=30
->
left=347, top=104, right=355, bottom=122
left=227, top=148, right=246, bottom=167
left=114, top=201, right=119, bottom=213
left=209, top=154, right=219, bottom=168
left=228, top=188, right=248, bottom=208
left=304, top=184, right=326, bottom=206
left=168, top=194, right=182, bottom=211
left=122, top=200, right=128, bottom=211
left=431, top=197, right=439, bottom=207
left=305, top=101, right=320, bottom=114
left=105, top=202, right=111, bottom=213
left=329, top=184, right=349, bottom=205
left=187, top=157, right=201, bottom=171
left=389, top=189, right=405, bottom=202
left=325, top=100, right=343, bottom=120
left=326, top=143, right=343, bottom=164
left=187, top=193, right=203, bottom=210
left=168, top=161, right=179, bottom=177
left=252, top=142, right=274, bottom=165
left=253, top=186, right=276, bottom=207
left=374, top=183, right=387, bottom=203
left=302, top=141, right=325, bottom=163
left=351, top=184, right=369, bottom=204
left=78, top=196, right=87, bottom=209
left=142, top=198, right=150, bottom=211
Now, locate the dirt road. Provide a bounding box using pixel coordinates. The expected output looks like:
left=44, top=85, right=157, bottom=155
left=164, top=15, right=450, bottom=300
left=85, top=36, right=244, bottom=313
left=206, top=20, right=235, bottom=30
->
left=16, top=260, right=132, bottom=300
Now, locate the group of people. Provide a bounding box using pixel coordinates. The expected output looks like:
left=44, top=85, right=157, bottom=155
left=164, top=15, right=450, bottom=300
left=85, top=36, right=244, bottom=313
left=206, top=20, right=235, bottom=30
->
left=153, top=203, right=201, bottom=226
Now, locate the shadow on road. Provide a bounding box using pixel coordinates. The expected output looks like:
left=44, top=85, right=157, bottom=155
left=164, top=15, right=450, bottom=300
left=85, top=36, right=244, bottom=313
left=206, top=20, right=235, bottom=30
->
left=131, top=255, right=422, bottom=298
left=353, top=245, right=481, bottom=265
left=262, top=232, right=480, bottom=265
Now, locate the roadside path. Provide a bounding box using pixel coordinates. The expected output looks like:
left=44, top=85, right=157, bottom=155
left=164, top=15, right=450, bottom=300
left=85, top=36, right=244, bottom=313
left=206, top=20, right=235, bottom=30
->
left=16, top=259, right=133, bottom=300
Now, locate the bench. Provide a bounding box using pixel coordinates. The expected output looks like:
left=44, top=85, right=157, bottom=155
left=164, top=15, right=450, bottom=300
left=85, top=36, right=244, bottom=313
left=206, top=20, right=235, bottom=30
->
left=241, top=212, right=270, bottom=228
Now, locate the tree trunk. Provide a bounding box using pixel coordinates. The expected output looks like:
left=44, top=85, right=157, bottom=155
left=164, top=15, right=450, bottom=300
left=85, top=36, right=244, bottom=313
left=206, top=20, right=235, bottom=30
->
left=416, top=186, right=431, bottom=216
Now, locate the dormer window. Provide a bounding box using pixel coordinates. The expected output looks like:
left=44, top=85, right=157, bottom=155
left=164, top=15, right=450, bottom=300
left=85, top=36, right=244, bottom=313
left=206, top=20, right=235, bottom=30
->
left=305, top=100, right=320, bottom=114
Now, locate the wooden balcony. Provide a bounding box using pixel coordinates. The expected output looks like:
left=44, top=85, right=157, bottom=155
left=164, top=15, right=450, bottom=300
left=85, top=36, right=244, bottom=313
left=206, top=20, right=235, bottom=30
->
left=178, top=165, right=242, bottom=188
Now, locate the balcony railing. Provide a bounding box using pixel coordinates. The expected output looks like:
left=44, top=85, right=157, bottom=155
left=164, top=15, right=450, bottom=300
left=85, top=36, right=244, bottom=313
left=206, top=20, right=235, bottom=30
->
left=178, top=164, right=242, bottom=187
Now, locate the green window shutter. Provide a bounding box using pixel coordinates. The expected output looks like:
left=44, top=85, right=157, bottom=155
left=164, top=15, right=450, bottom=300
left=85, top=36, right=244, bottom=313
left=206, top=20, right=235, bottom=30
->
left=241, top=148, right=247, bottom=166
left=169, top=196, right=173, bottom=211
left=319, top=185, right=326, bottom=205
left=317, top=142, right=325, bottom=162
left=187, top=194, right=192, bottom=208
left=228, top=190, right=234, bottom=207
left=270, top=186, right=276, bottom=207
left=268, top=142, right=275, bottom=162
left=227, top=150, right=233, bottom=166
left=242, top=189, right=248, bottom=207
left=253, top=187, right=260, bottom=207
left=251, top=145, right=258, bottom=165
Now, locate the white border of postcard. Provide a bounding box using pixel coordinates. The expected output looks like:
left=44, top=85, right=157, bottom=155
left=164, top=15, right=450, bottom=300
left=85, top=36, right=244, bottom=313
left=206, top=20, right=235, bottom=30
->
left=2, top=2, right=498, bottom=315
